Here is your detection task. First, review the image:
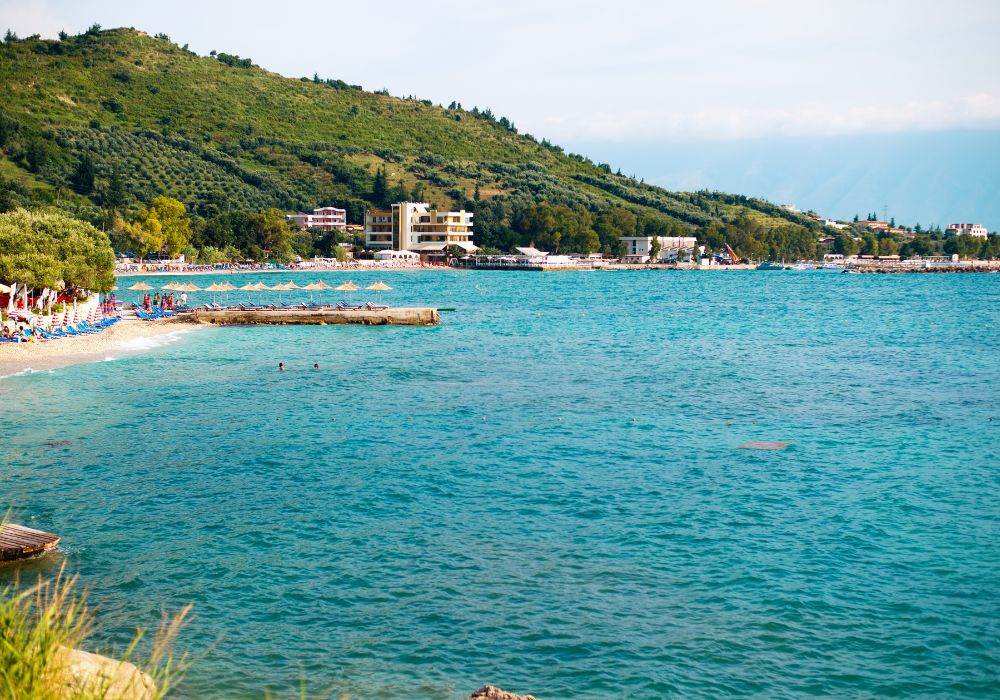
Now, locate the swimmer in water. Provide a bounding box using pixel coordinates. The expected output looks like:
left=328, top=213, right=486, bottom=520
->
left=278, top=362, right=285, bottom=371
left=313, top=363, right=319, bottom=369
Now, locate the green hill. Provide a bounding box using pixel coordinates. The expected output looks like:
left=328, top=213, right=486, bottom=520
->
left=0, top=26, right=824, bottom=257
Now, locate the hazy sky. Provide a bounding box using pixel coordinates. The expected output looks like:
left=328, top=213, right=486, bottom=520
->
left=3, top=0, right=999, bottom=226
left=4, top=0, right=999, bottom=142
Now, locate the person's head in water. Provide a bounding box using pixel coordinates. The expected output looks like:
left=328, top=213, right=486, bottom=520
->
left=278, top=362, right=284, bottom=371
left=313, top=363, right=319, bottom=369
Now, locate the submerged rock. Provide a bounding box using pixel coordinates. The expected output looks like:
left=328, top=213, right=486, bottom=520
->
left=470, top=685, right=538, bottom=700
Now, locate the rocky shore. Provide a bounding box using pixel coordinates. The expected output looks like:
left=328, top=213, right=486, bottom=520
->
left=470, top=686, right=538, bottom=700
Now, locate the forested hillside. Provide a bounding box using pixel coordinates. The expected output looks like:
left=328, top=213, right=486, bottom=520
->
left=0, top=26, right=827, bottom=258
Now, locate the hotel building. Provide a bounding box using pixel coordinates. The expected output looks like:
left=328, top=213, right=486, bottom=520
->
left=946, top=223, right=989, bottom=239
left=287, top=206, right=347, bottom=232
left=365, top=202, right=476, bottom=258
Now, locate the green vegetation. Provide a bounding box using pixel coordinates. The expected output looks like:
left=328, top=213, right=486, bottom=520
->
left=0, top=27, right=840, bottom=259
left=0, top=562, right=188, bottom=699
left=0, top=208, right=115, bottom=291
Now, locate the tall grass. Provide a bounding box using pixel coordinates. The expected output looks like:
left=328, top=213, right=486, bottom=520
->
left=0, top=564, right=190, bottom=699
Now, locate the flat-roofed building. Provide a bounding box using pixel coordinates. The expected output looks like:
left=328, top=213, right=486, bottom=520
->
left=946, top=223, right=989, bottom=238
left=287, top=206, right=347, bottom=232
left=620, top=235, right=698, bottom=263
left=365, top=209, right=393, bottom=249
left=366, top=202, right=476, bottom=259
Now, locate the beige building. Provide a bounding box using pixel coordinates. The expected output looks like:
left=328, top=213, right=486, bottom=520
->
left=620, top=235, right=698, bottom=262
left=365, top=202, right=476, bottom=258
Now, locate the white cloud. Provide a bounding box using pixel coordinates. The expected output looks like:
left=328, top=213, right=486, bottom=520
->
left=532, top=94, right=1000, bottom=141
left=0, top=0, right=66, bottom=37
left=2, top=0, right=999, bottom=143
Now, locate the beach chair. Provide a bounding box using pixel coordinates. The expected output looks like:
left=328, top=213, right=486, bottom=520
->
left=365, top=301, right=389, bottom=310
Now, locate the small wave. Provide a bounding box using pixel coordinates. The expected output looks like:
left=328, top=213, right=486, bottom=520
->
left=116, top=329, right=193, bottom=354
left=0, top=367, right=43, bottom=380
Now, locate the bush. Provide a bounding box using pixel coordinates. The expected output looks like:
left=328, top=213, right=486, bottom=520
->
left=0, top=562, right=190, bottom=699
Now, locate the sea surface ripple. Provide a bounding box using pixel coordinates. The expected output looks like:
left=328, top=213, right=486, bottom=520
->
left=2, top=270, right=998, bottom=698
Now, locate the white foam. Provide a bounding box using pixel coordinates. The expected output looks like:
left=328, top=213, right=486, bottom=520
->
left=116, top=328, right=193, bottom=354
left=0, top=367, right=41, bottom=380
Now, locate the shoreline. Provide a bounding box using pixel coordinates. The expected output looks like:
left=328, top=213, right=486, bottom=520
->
left=0, top=318, right=200, bottom=379
left=115, top=266, right=457, bottom=277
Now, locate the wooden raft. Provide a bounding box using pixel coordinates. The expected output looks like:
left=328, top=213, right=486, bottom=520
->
left=0, top=523, right=60, bottom=562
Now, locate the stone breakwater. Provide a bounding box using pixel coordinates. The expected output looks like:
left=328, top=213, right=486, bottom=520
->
left=855, top=263, right=1000, bottom=273
left=189, top=307, right=440, bottom=326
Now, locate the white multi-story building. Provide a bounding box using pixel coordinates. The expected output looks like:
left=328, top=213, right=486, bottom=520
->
left=287, top=206, right=347, bottom=232
left=620, top=235, right=698, bottom=262
left=365, top=202, right=476, bottom=259
left=946, top=223, right=989, bottom=239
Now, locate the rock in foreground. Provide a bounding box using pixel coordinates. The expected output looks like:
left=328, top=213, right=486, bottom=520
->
left=470, top=685, right=538, bottom=700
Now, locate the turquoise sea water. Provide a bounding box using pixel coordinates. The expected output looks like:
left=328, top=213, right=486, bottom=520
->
left=1, top=270, right=998, bottom=698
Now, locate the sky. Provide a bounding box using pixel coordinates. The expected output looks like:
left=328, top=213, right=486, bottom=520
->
left=3, top=0, right=999, bottom=227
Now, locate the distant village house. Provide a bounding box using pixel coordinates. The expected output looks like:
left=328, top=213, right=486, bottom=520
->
left=287, top=206, right=347, bottom=232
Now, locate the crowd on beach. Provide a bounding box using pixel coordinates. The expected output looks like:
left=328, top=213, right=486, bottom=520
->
left=116, top=258, right=448, bottom=274
left=141, top=292, right=187, bottom=311
left=116, top=261, right=292, bottom=274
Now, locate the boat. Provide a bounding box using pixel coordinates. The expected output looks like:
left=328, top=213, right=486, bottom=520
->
left=790, top=263, right=815, bottom=270
left=821, top=263, right=840, bottom=270
left=756, top=262, right=787, bottom=271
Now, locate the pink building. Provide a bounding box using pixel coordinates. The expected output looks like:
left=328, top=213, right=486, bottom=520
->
left=287, top=206, right=347, bottom=232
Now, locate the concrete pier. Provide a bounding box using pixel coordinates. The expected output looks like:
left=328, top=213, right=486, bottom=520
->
left=190, top=307, right=439, bottom=326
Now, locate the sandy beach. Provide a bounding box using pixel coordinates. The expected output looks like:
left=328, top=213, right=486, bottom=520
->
left=0, top=317, right=200, bottom=379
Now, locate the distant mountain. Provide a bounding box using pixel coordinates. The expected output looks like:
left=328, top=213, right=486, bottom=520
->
left=569, top=130, right=1000, bottom=231
left=0, top=27, right=823, bottom=254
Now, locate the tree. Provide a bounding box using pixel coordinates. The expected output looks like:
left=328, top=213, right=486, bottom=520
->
left=4, top=30, right=17, bottom=42
left=595, top=207, right=636, bottom=255
left=879, top=237, right=900, bottom=256
left=148, top=196, right=192, bottom=257
left=103, top=163, right=127, bottom=211
left=944, top=234, right=984, bottom=260
left=372, top=167, right=388, bottom=207
left=0, top=208, right=115, bottom=291
left=833, top=232, right=859, bottom=256
left=254, top=208, right=294, bottom=262
left=24, top=138, right=52, bottom=173
left=70, top=155, right=96, bottom=195
left=648, top=236, right=661, bottom=262
left=982, top=234, right=1000, bottom=259
left=120, top=208, right=164, bottom=261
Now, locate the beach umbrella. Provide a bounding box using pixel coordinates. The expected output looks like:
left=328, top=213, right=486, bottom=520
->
left=366, top=281, right=393, bottom=304
left=245, top=281, right=269, bottom=304
left=182, top=282, right=202, bottom=293
left=301, top=281, right=331, bottom=302
left=335, top=280, right=360, bottom=305
left=216, top=281, right=237, bottom=304
left=161, top=282, right=180, bottom=291
left=203, top=282, right=225, bottom=304
left=128, top=281, right=153, bottom=306
left=239, top=281, right=260, bottom=305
